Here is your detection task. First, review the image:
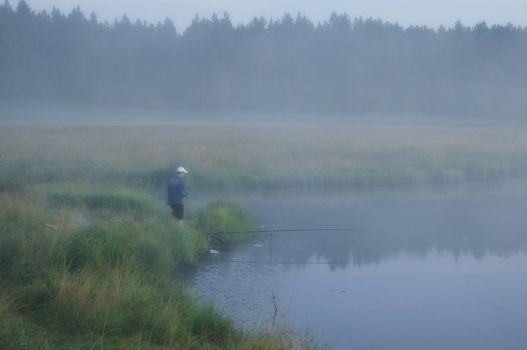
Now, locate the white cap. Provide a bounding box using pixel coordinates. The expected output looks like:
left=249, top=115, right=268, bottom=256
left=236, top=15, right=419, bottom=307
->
left=176, top=166, right=189, bottom=174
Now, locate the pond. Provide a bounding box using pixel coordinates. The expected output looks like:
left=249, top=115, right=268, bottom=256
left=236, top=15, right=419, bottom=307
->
left=188, top=183, right=527, bottom=350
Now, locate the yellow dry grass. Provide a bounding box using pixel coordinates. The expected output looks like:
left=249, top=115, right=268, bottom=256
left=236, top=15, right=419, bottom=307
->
left=2, top=121, right=527, bottom=188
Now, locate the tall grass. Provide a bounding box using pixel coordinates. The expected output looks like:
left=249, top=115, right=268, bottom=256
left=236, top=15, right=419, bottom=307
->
left=40, top=184, right=155, bottom=213
left=2, top=123, right=527, bottom=190
left=3, top=121, right=525, bottom=348
left=193, top=201, right=254, bottom=245
left=0, top=189, right=298, bottom=349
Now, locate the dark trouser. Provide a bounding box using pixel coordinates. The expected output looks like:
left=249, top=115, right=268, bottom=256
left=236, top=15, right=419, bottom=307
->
left=170, top=203, right=184, bottom=220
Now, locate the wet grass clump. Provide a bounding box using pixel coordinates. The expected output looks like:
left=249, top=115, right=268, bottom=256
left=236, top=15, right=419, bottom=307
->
left=193, top=201, right=254, bottom=246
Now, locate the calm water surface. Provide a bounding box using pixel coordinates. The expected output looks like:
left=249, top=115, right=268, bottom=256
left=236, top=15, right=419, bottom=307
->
left=188, top=184, right=527, bottom=350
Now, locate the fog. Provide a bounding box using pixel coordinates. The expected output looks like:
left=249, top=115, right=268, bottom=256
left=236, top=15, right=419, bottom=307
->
left=191, top=185, right=527, bottom=350
left=2, top=1, right=527, bottom=119
left=26, top=0, right=527, bottom=29
left=2, top=2, right=527, bottom=350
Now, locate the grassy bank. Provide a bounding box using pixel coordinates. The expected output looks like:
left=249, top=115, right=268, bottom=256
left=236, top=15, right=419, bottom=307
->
left=2, top=119, right=527, bottom=349
left=0, top=185, right=298, bottom=349
left=1, top=122, right=527, bottom=191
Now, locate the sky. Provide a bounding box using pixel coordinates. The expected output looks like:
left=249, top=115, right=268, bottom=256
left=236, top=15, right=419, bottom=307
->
left=24, top=0, right=527, bottom=29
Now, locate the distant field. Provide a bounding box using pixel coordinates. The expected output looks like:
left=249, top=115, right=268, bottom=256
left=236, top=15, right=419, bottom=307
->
left=2, top=121, right=527, bottom=191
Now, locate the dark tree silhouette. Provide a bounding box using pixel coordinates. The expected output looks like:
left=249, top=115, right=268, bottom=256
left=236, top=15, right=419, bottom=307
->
left=1, top=1, right=526, bottom=117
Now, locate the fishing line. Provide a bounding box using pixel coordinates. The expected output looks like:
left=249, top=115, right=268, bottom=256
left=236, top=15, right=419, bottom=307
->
left=204, top=227, right=379, bottom=264
left=204, top=260, right=355, bottom=266
left=205, top=227, right=376, bottom=235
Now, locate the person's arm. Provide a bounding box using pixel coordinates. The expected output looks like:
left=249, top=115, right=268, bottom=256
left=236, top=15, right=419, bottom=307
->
left=180, top=181, right=188, bottom=198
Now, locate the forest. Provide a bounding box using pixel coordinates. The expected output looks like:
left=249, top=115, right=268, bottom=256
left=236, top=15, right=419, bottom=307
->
left=1, top=0, right=526, bottom=117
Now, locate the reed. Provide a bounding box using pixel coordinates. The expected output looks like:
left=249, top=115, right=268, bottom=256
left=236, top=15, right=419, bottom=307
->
left=2, top=123, right=527, bottom=190
left=0, top=190, right=298, bottom=349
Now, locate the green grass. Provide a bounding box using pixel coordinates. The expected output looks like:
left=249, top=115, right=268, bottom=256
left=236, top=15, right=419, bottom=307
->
left=193, top=201, right=254, bottom=246
left=0, top=189, right=299, bottom=349
left=40, top=184, right=156, bottom=213
left=2, top=123, right=527, bottom=190
left=3, top=120, right=527, bottom=349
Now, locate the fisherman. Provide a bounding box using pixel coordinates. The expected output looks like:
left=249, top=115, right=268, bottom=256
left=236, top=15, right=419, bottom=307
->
left=167, top=166, right=189, bottom=222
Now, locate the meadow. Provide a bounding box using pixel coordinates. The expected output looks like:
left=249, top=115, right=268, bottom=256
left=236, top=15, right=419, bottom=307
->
left=0, top=121, right=313, bottom=349
left=1, top=120, right=527, bottom=349
left=2, top=121, right=527, bottom=191
left=0, top=185, right=306, bottom=349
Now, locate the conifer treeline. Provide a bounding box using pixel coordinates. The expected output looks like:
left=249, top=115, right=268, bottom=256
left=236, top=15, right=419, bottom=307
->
left=1, top=1, right=526, bottom=116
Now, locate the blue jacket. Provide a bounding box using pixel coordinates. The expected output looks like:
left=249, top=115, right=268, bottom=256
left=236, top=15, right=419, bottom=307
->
left=167, top=176, right=188, bottom=205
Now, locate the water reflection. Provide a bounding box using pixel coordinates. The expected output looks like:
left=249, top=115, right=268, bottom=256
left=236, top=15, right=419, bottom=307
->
left=190, top=187, right=527, bottom=350
left=233, top=191, right=527, bottom=269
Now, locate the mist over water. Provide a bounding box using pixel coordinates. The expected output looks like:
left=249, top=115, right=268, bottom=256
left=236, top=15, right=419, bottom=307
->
left=190, top=183, right=527, bottom=350
left=2, top=2, right=527, bottom=118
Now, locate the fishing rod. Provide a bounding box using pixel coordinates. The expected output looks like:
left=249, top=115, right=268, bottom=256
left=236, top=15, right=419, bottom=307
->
left=205, top=227, right=376, bottom=236
left=204, top=259, right=355, bottom=266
